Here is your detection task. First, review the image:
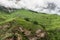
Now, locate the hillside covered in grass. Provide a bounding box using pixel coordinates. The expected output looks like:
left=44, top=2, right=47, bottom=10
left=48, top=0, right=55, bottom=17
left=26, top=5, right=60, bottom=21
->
left=0, top=9, right=60, bottom=40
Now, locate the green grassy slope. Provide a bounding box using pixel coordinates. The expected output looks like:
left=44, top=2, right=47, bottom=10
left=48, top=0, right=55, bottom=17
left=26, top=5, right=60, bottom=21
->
left=0, top=9, right=60, bottom=40
left=15, top=9, right=60, bottom=30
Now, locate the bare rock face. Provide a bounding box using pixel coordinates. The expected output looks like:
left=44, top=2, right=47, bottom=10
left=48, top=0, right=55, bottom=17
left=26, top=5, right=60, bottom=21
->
left=19, top=27, right=24, bottom=32
left=24, top=29, right=31, bottom=36
left=35, top=29, right=46, bottom=38
left=28, top=37, right=37, bottom=40
left=5, top=33, right=22, bottom=40
left=5, top=37, right=14, bottom=40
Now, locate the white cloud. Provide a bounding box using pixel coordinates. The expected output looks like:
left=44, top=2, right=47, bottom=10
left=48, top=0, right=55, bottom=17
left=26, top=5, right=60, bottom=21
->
left=0, top=0, right=60, bottom=15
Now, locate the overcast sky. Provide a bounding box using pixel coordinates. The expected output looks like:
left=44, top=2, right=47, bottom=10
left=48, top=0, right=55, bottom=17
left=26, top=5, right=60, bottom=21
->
left=0, top=0, right=60, bottom=15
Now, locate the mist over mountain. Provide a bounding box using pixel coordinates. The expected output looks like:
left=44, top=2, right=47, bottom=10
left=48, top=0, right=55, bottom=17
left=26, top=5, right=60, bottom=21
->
left=0, top=0, right=60, bottom=15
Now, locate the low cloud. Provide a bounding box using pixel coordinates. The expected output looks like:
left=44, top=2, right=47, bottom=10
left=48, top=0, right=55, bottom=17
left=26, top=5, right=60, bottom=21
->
left=0, top=0, right=60, bottom=15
